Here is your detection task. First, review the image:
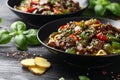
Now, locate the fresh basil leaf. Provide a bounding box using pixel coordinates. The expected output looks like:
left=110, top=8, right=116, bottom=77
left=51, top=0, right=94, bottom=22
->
left=24, top=29, right=40, bottom=45
left=94, top=4, right=106, bottom=16
left=95, top=0, right=110, bottom=6
left=106, top=3, right=120, bottom=17
left=89, top=0, right=97, bottom=8
left=0, top=29, right=9, bottom=34
left=10, top=21, right=26, bottom=32
left=0, top=33, right=12, bottom=44
left=0, top=18, right=2, bottom=23
left=14, top=34, right=27, bottom=50
left=78, top=76, right=90, bottom=80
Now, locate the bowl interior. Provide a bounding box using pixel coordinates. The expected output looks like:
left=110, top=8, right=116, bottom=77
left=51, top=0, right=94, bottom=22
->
left=37, top=17, right=120, bottom=67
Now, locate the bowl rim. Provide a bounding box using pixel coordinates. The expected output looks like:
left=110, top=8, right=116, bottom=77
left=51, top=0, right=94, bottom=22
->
left=6, top=0, right=89, bottom=16
left=37, top=16, right=120, bottom=57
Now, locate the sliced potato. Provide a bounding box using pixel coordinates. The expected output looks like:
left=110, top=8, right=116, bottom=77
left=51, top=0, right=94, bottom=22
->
left=35, top=57, right=51, bottom=68
left=21, top=58, right=35, bottom=67
left=28, top=66, right=46, bottom=75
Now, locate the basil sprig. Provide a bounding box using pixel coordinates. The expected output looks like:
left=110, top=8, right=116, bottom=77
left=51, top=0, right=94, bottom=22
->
left=0, top=21, right=40, bottom=50
left=88, top=0, right=120, bottom=17
left=0, top=18, right=2, bottom=23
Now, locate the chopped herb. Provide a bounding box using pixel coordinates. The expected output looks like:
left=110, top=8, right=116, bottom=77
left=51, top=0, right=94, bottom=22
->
left=80, top=21, right=85, bottom=27
left=65, top=47, right=76, bottom=54
left=93, top=42, right=97, bottom=46
left=0, top=18, right=2, bottom=23
left=78, top=76, right=90, bottom=80
left=80, top=31, right=88, bottom=39
left=62, top=37, right=66, bottom=41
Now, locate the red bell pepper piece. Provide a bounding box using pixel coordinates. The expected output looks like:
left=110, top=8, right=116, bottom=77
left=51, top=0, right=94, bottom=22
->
left=53, top=8, right=58, bottom=14
left=95, top=20, right=101, bottom=24
left=59, top=9, right=63, bottom=13
left=70, top=34, right=79, bottom=42
left=96, top=33, right=108, bottom=41
left=26, top=7, right=37, bottom=13
left=60, top=25, right=66, bottom=29
left=31, top=2, right=38, bottom=5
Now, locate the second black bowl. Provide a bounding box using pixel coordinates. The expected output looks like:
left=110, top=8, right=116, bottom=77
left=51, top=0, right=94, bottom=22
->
left=6, top=0, right=89, bottom=28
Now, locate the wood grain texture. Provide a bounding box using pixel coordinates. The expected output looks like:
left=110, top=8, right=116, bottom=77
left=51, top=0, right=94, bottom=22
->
left=0, top=0, right=120, bottom=80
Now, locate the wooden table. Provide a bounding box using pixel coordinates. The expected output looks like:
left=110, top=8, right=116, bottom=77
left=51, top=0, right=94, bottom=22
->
left=0, top=0, right=120, bottom=80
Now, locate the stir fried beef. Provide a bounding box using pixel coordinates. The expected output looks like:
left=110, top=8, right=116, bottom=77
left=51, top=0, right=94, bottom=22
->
left=15, top=0, right=81, bottom=15
left=47, top=19, right=120, bottom=55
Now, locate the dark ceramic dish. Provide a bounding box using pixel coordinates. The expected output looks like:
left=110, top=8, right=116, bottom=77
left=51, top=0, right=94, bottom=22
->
left=37, top=17, right=120, bottom=67
left=6, top=0, right=89, bottom=28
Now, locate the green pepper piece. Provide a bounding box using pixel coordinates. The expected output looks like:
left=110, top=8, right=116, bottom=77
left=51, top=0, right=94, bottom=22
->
left=103, top=43, right=112, bottom=53
left=78, top=76, right=90, bottom=80
left=65, top=47, right=76, bottom=54
left=112, top=41, right=120, bottom=49
left=107, top=34, right=120, bottom=42
left=112, top=49, right=120, bottom=54
left=62, top=9, right=70, bottom=14
left=79, top=21, right=85, bottom=27
left=80, top=31, right=87, bottom=39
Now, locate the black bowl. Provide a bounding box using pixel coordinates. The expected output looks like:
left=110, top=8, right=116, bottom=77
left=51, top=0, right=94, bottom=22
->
left=37, top=17, right=120, bottom=68
left=6, top=0, right=89, bottom=28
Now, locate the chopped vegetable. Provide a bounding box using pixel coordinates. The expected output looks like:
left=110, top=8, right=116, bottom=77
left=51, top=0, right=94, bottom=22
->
left=26, top=7, right=37, bottom=13
left=112, top=41, right=120, bottom=49
left=78, top=76, right=90, bottom=80
left=66, top=47, right=76, bottom=54
left=69, top=34, right=78, bottom=42
left=96, top=33, right=108, bottom=41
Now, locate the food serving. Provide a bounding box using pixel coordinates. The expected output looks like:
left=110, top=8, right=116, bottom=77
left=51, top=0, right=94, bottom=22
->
left=15, top=0, right=81, bottom=15
left=47, top=18, right=120, bottom=56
